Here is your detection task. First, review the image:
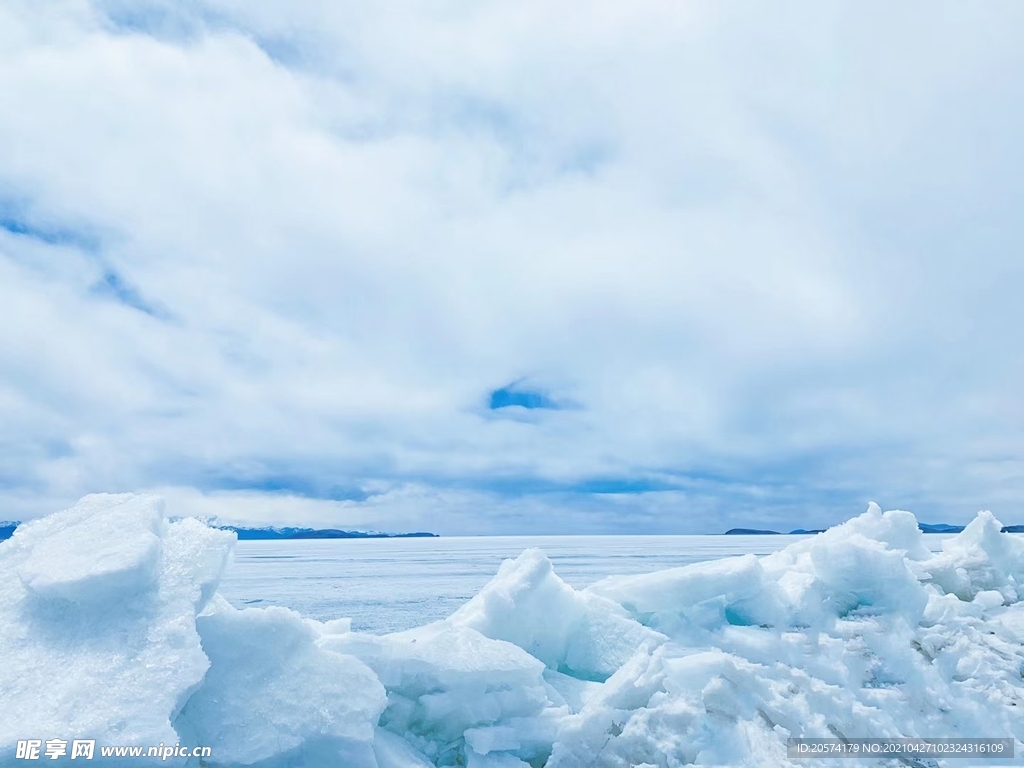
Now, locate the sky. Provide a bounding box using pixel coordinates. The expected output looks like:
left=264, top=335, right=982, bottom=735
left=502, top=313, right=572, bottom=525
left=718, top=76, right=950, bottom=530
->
left=1, top=0, right=1023, bottom=534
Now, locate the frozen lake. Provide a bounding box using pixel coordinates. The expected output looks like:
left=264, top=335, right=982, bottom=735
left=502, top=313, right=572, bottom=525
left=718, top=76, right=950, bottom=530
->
left=8, top=495, right=1019, bottom=767
left=217, top=534, right=954, bottom=633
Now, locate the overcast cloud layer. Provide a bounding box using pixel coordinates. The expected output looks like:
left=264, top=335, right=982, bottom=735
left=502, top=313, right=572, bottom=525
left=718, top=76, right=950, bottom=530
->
left=2, top=0, right=1023, bottom=533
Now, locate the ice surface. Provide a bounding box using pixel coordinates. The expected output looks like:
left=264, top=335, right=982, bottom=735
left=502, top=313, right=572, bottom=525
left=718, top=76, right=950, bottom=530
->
left=0, top=494, right=232, bottom=757
left=448, top=547, right=667, bottom=680
left=16, top=493, right=165, bottom=604
left=588, top=551, right=791, bottom=634
left=2, top=494, right=1023, bottom=767
left=174, top=597, right=386, bottom=765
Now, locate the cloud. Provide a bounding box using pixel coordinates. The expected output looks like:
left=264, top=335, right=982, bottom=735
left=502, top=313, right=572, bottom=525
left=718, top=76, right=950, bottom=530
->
left=1, top=0, right=1023, bottom=530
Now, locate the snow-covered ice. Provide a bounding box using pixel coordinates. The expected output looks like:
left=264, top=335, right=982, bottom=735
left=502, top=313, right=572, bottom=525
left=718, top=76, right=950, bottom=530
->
left=2, top=495, right=1023, bottom=766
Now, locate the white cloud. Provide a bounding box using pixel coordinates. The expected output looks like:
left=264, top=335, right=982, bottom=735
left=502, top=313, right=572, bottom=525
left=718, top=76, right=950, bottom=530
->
left=1, top=0, right=1023, bottom=530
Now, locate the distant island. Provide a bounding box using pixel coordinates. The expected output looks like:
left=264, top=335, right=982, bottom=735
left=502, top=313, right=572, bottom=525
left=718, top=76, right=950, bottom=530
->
left=726, top=523, right=1024, bottom=535
left=0, top=521, right=438, bottom=542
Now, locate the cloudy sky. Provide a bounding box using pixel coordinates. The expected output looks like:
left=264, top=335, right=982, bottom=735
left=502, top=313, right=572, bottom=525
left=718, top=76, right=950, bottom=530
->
left=2, top=0, right=1023, bottom=533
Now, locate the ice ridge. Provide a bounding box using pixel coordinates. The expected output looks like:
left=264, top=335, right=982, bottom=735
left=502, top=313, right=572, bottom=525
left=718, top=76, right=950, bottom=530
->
left=2, top=495, right=1023, bottom=767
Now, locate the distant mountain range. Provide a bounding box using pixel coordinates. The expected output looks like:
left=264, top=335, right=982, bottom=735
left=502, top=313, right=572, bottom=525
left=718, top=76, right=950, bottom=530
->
left=0, top=521, right=438, bottom=542
left=215, top=525, right=439, bottom=540
left=726, top=522, right=1024, bottom=535
left=3, top=519, right=1020, bottom=542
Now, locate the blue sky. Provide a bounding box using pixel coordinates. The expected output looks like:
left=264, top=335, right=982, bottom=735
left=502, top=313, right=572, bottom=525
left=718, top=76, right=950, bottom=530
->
left=1, top=0, right=1023, bottom=533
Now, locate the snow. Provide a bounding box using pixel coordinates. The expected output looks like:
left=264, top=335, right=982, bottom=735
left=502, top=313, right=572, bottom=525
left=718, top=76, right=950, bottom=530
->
left=2, top=494, right=1023, bottom=766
